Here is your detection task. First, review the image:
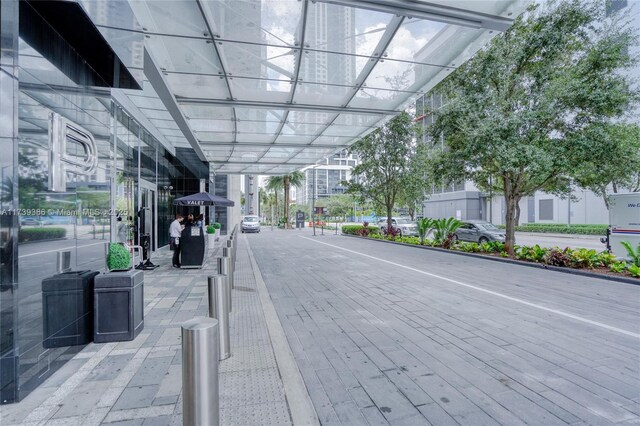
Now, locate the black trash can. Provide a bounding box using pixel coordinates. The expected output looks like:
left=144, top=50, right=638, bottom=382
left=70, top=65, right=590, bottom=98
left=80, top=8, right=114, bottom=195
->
left=94, top=269, right=144, bottom=343
left=42, top=270, right=100, bottom=348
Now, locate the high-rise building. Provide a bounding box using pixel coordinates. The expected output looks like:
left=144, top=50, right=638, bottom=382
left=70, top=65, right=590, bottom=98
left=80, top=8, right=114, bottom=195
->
left=297, top=150, right=358, bottom=205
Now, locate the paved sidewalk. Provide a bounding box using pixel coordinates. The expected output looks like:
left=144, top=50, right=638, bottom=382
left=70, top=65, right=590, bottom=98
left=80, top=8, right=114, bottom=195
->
left=1, top=237, right=293, bottom=425
left=250, top=229, right=640, bottom=425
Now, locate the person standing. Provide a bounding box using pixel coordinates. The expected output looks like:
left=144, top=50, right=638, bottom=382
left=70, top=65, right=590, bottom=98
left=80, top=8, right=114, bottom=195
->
left=116, top=216, right=128, bottom=244
left=169, top=214, right=184, bottom=268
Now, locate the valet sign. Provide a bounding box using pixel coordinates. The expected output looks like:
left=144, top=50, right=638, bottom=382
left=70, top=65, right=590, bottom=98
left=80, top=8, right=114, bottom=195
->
left=48, top=113, right=98, bottom=192
left=186, top=201, right=205, bottom=206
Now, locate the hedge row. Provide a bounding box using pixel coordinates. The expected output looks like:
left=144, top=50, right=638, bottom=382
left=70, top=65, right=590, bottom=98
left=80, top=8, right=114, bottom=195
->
left=19, top=227, right=67, bottom=243
left=341, top=225, right=380, bottom=235
left=497, top=223, right=608, bottom=235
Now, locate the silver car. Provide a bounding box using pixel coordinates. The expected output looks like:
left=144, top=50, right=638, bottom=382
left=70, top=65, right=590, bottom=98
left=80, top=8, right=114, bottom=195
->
left=377, top=217, right=418, bottom=237
left=453, top=220, right=505, bottom=243
left=241, top=215, right=261, bottom=233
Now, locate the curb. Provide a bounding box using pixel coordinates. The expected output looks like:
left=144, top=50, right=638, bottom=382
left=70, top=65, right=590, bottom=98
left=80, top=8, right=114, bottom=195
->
left=342, top=234, right=640, bottom=286
left=244, top=235, right=320, bottom=426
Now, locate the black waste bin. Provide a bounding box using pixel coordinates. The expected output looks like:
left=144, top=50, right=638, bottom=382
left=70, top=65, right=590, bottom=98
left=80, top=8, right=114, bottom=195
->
left=42, top=270, right=99, bottom=348
left=94, top=269, right=144, bottom=343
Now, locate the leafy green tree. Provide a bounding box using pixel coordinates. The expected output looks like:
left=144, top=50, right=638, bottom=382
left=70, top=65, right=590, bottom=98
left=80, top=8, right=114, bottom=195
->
left=320, top=194, right=354, bottom=221
left=573, top=123, right=640, bottom=209
left=398, top=142, right=430, bottom=220
left=346, top=112, right=415, bottom=232
left=424, top=0, right=638, bottom=255
left=265, top=171, right=304, bottom=229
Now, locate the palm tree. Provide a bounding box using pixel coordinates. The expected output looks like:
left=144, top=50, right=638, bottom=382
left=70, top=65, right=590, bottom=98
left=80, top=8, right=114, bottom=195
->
left=265, top=171, right=304, bottom=229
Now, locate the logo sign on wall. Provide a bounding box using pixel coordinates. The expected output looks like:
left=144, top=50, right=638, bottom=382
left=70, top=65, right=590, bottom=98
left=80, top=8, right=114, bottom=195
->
left=48, top=113, right=98, bottom=192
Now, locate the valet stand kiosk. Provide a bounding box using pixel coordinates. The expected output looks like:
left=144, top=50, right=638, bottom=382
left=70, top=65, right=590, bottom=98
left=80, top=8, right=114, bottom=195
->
left=180, top=224, right=206, bottom=268
left=135, top=207, right=158, bottom=270
left=172, top=192, right=236, bottom=269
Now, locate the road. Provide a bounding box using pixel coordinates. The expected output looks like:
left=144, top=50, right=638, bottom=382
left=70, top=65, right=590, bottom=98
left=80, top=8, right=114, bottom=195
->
left=248, top=228, right=639, bottom=425
left=514, top=232, right=604, bottom=251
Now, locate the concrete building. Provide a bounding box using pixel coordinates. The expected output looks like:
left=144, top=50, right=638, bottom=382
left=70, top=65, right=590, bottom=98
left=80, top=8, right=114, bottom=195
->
left=297, top=150, right=358, bottom=205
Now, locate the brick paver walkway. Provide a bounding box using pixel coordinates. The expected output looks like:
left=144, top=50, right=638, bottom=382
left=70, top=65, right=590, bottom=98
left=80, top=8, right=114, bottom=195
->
left=1, top=237, right=293, bottom=425
left=249, top=229, right=640, bottom=426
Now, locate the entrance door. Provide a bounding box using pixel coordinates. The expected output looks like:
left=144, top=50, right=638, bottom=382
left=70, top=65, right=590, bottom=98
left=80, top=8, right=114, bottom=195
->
left=139, top=179, right=157, bottom=251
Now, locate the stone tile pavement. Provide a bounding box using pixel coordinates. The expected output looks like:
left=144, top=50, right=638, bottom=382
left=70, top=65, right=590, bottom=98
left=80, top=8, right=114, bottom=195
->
left=249, top=229, right=640, bottom=426
left=0, top=237, right=297, bottom=425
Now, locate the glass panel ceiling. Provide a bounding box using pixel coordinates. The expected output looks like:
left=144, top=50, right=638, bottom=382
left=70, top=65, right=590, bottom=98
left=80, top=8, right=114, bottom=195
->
left=165, top=73, right=228, bottom=99
left=182, top=105, right=234, bottom=120
left=198, top=132, right=235, bottom=143
left=298, top=50, right=363, bottom=86
left=127, top=0, right=518, bottom=171
left=190, top=118, right=234, bottom=133
left=147, top=36, right=222, bottom=74
left=231, top=77, right=291, bottom=103
left=304, top=2, right=393, bottom=57
left=219, top=42, right=295, bottom=81
left=204, top=0, right=303, bottom=47
left=235, top=108, right=284, bottom=122
left=129, top=0, right=207, bottom=37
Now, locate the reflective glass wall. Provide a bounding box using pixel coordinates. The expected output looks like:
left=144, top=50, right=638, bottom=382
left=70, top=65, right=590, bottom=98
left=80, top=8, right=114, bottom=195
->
left=0, top=0, right=208, bottom=403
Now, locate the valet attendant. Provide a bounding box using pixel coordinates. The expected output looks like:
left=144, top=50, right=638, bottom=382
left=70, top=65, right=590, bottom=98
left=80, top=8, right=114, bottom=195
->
left=169, top=214, right=184, bottom=268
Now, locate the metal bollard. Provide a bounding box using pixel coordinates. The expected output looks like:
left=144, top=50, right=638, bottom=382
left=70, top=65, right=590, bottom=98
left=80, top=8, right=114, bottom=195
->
left=216, top=257, right=233, bottom=311
left=57, top=250, right=71, bottom=273
left=182, top=318, right=219, bottom=426
left=226, top=240, right=235, bottom=271
left=222, top=247, right=235, bottom=289
left=208, top=276, right=230, bottom=360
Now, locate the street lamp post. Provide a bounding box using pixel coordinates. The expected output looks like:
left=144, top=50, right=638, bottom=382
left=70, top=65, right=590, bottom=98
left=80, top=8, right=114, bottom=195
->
left=312, top=167, right=316, bottom=237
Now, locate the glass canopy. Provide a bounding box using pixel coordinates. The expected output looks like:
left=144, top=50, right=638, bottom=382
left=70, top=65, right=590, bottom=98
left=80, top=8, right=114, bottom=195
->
left=124, top=0, right=525, bottom=174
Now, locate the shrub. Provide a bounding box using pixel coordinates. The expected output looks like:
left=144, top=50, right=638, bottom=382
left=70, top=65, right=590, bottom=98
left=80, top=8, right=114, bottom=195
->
left=610, top=261, right=627, bottom=273
left=417, top=218, right=434, bottom=245
left=212, top=222, right=222, bottom=229
left=480, top=241, right=505, bottom=253
left=516, top=245, right=548, bottom=263
left=383, top=225, right=400, bottom=238
left=206, top=225, right=216, bottom=234
left=628, top=264, right=640, bottom=278
left=453, top=242, right=481, bottom=253
left=397, top=236, right=420, bottom=245
left=497, top=223, right=607, bottom=235
left=620, top=241, right=640, bottom=267
left=342, top=224, right=379, bottom=236
left=107, top=243, right=131, bottom=271
left=595, top=252, right=617, bottom=268
left=432, top=218, right=462, bottom=248
left=19, top=227, right=66, bottom=243
left=544, top=248, right=573, bottom=267
left=570, top=248, right=600, bottom=269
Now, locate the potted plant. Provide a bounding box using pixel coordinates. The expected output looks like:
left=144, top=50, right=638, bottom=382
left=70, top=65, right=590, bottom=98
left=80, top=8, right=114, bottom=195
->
left=94, top=242, right=144, bottom=343
left=106, top=243, right=132, bottom=271
left=206, top=223, right=222, bottom=246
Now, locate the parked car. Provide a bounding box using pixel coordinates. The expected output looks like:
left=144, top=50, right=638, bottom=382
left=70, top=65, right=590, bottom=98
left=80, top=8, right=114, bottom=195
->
left=241, top=215, right=261, bottom=233
left=20, top=216, right=53, bottom=226
left=453, top=220, right=505, bottom=243
left=377, top=217, right=418, bottom=237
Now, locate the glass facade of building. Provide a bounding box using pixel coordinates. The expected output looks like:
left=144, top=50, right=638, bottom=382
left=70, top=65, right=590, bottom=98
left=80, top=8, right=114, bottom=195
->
left=0, top=1, right=209, bottom=403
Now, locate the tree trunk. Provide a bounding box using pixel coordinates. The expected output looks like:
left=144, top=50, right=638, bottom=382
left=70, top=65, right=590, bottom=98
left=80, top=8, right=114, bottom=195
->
left=274, top=192, right=278, bottom=224
left=504, top=192, right=521, bottom=256
left=514, top=202, right=521, bottom=227
left=386, top=203, right=393, bottom=234
left=284, top=177, right=290, bottom=229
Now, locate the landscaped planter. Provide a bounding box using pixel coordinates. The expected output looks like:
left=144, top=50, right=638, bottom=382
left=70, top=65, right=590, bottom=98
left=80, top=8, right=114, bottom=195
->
left=342, top=233, right=640, bottom=285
